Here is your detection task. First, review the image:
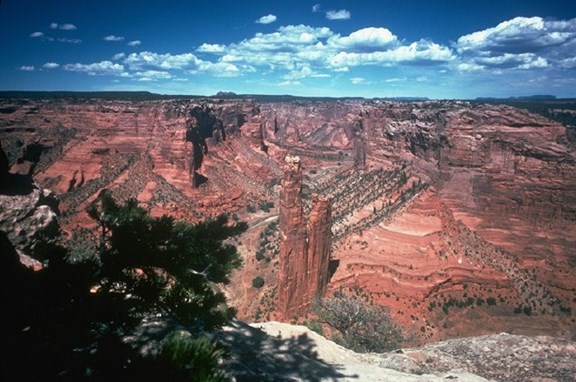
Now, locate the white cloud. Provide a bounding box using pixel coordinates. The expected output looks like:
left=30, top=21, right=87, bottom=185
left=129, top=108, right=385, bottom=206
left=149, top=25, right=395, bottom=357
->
left=124, top=51, right=201, bottom=70
left=457, top=62, right=484, bottom=72
left=197, top=24, right=455, bottom=79
left=456, top=16, right=576, bottom=72
left=18, top=65, right=35, bottom=71
left=50, top=23, right=77, bottom=30
left=57, top=38, right=81, bottom=44
left=43, top=62, right=60, bottom=69
left=329, top=27, right=398, bottom=51
left=196, top=43, right=226, bottom=53
left=312, top=4, right=322, bottom=12
left=278, top=80, right=302, bottom=86
left=127, top=40, right=141, bottom=47
left=113, top=53, right=126, bottom=60
left=329, top=40, right=454, bottom=68
left=384, top=77, right=407, bottom=83
left=326, top=9, right=350, bottom=20
left=201, top=62, right=241, bottom=77
left=457, top=17, right=576, bottom=52
left=134, top=70, right=172, bottom=81
left=104, top=35, right=125, bottom=42
left=350, top=77, right=369, bottom=84
left=64, top=61, right=126, bottom=76
left=256, top=14, right=277, bottom=25
left=30, top=32, right=44, bottom=38
left=60, top=23, right=77, bottom=31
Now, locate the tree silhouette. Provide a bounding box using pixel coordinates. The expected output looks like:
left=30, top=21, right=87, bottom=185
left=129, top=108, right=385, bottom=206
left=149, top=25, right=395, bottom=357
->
left=2, top=191, right=247, bottom=381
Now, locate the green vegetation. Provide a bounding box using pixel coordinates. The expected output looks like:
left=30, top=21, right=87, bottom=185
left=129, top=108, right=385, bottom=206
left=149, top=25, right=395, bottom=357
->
left=252, top=276, right=265, bottom=289
left=313, top=289, right=402, bottom=353
left=2, top=191, right=247, bottom=381
left=259, top=201, right=275, bottom=212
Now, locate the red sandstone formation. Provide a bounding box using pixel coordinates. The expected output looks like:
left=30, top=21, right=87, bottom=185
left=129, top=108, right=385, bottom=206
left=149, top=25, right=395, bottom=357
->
left=276, top=155, right=333, bottom=319
left=306, top=194, right=332, bottom=301
left=1, top=96, right=575, bottom=341
left=276, top=155, right=308, bottom=318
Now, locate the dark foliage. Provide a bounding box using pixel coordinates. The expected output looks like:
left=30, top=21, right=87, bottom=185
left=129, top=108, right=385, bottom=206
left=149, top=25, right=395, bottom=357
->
left=1, top=192, right=246, bottom=381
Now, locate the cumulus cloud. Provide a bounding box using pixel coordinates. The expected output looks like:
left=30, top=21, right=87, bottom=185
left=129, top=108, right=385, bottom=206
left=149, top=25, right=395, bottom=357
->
left=112, top=53, right=126, bottom=60
left=30, top=32, right=44, bottom=38
left=312, top=4, right=322, bottom=12
left=104, top=35, right=125, bottom=42
left=326, top=9, right=350, bottom=20
left=329, top=27, right=398, bottom=51
left=328, top=40, right=455, bottom=69
left=63, top=61, right=126, bottom=76
left=127, top=40, right=141, bottom=47
left=18, top=65, right=35, bottom=71
left=212, top=24, right=455, bottom=78
left=42, top=62, right=60, bottom=69
left=124, top=51, right=201, bottom=70
left=457, top=17, right=576, bottom=53
left=196, top=43, right=226, bottom=53
left=256, top=14, right=277, bottom=24
left=456, top=16, right=576, bottom=72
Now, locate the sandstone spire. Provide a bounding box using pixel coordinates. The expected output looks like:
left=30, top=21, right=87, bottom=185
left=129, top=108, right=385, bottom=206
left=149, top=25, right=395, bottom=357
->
left=277, top=155, right=332, bottom=319
left=306, top=194, right=332, bottom=301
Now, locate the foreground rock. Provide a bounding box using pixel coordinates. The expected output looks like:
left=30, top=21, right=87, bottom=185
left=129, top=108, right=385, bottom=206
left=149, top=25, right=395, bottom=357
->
left=220, top=321, right=575, bottom=382
left=0, top=141, right=60, bottom=267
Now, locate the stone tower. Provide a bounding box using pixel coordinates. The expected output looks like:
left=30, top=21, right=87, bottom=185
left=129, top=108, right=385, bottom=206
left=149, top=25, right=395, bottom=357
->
left=277, top=155, right=332, bottom=319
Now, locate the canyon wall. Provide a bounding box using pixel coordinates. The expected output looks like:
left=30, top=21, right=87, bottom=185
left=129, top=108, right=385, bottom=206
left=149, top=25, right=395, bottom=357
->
left=1, top=96, right=574, bottom=341
left=0, top=98, right=281, bottom=227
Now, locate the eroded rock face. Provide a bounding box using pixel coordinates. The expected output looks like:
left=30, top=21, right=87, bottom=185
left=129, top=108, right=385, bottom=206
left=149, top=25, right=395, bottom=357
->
left=306, top=195, right=332, bottom=303
left=1, top=96, right=574, bottom=342
left=277, top=156, right=308, bottom=318
left=259, top=100, right=575, bottom=340
left=0, top=175, right=60, bottom=268
left=277, top=156, right=333, bottom=319
left=0, top=98, right=281, bottom=227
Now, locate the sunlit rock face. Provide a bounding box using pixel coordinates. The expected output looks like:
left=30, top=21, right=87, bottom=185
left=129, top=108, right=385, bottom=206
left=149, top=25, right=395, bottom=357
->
left=1, top=96, right=574, bottom=342
left=276, top=155, right=332, bottom=320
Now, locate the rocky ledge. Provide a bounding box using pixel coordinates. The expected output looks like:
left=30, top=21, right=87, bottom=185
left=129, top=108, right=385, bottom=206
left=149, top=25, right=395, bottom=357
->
left=220, top=321, right=576, bottom=382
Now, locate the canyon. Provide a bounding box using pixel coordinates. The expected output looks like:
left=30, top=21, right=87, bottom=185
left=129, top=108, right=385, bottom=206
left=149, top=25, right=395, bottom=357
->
left=1, top=94, right=575, bottom=343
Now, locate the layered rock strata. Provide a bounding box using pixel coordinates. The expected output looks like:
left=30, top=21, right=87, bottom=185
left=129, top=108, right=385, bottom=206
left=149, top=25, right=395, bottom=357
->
left=1, top=96, right=575, bottom=341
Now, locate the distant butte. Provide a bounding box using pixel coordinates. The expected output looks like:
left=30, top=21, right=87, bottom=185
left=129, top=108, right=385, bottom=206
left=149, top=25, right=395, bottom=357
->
left=1, top=95, right=575, bottom=342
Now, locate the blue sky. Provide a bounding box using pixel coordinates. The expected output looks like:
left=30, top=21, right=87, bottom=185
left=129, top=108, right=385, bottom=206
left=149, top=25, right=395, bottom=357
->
left=1, top=0, right=575, bottom=99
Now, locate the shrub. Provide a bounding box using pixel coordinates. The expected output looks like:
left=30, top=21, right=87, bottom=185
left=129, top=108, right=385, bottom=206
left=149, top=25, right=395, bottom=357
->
left=252, top=276, right=265, bottom=289
left=313, top=289, right=402, bottom=353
